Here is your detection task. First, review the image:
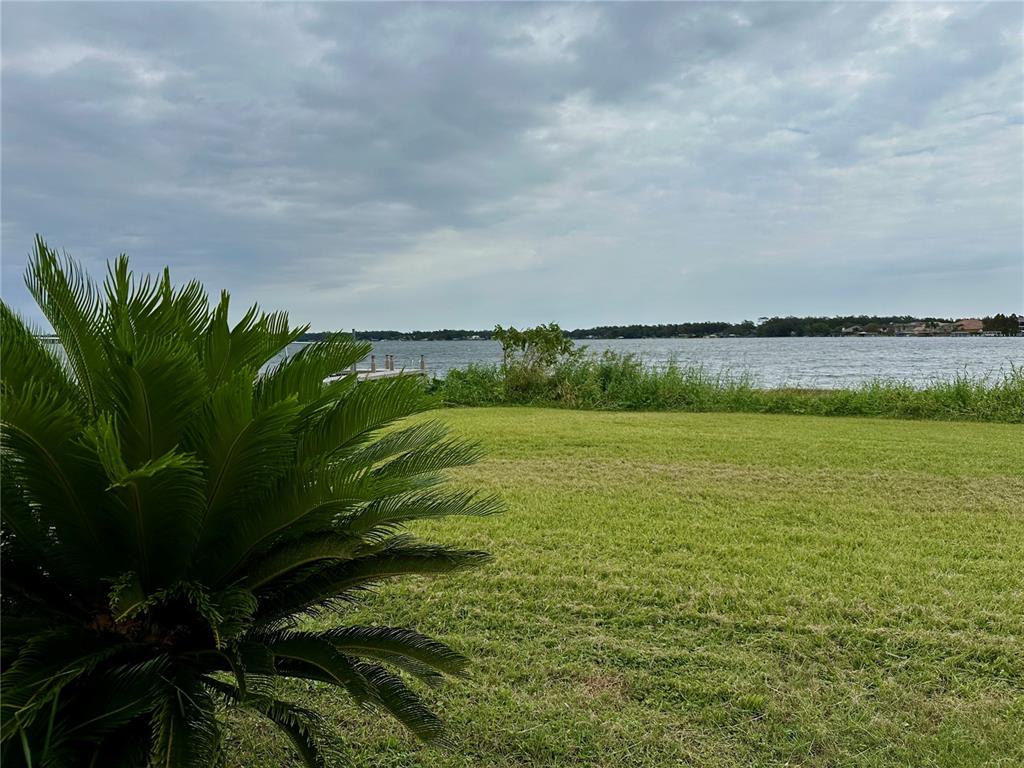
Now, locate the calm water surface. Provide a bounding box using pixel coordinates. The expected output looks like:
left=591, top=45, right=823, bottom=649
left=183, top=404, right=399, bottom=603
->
left=278, top=336, right=1024, bottom=389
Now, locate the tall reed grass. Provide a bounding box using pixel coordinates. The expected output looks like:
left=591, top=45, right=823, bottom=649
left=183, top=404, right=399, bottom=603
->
left=434, top=352, right=1024, bottom=422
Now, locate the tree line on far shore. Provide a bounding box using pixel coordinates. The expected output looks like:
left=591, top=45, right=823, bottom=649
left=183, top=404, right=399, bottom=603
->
left=300, top=313, right=1021, bottom=342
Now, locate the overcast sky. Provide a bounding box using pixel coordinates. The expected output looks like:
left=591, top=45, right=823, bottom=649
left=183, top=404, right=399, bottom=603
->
left=2, top=2, right=1022, bottom=330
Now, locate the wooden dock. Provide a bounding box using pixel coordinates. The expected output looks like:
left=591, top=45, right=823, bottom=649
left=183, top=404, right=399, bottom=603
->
left=324, top=354, right=429, bottom=383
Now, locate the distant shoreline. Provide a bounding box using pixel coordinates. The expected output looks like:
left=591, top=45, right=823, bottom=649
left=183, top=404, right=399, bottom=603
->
left=301, top=314, right=1021, bottom=342
left=298, top=332, right=1022, bottom=343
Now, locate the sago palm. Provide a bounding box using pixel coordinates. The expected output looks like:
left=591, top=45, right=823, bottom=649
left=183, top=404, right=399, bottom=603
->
left=1, top=237, right=500, bottom=767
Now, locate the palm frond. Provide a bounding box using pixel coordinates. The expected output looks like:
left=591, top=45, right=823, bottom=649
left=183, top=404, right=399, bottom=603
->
left=255, top=541, right=492, bottom=622
left=257, top=702, right=329, bottom=768
left=208, top=587, right=259, bottom=646
left=1, top=382, right=118, bottom=588
left=1, top=629, right=127, bottom=740
left=201, top=465, right=372, bottom=584
left=236, top=532, right=361, bottom=591
left=295, top=375, right=435, bottom=467
left=0, top=301, right=82, bottom=411
left=189, top=377, right=301, bottom=572
left=86, top=417, right=208, bottom=588
left=101, top=333, right=207, bottom=465
left=167, top=276, right=212, bottom=349
left=264, top=633, right=373, bottom=703
left=104, top=254, right=164, bottom=348
left=276, top=648, right=446, bottom=742
left=256, top=333, right=371, bottom=407
left=61, top=657, right=169, bottom=742
left=23, top=236, right=109, bottom=415
left=102, top=258, right=210, bottom=353
left=365, top=438, right=486, bottom=500
left=0, top=453, right=71, bottom=588
left=150, top=671, right=221, bottom=768
left=341, top=420, right=451, bottom=469
left=319, top=626, right=468, bottom=677
left=341, top=489, right=503, bottom=538
left=204, top=678, right=330, bottom=768
left=352, top=661, right=447, bottom=743
left=203, top=294, right=305, bottom=389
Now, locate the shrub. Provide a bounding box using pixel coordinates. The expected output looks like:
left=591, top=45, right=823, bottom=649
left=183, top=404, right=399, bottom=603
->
left=434, top=364, right=504, bottom=406
left=1, top=237, right=500, bottom=767
left=492, top=323, right=579, bottom=401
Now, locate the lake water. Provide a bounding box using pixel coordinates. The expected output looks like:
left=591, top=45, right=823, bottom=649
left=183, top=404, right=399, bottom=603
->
left=279, top=336, right=1024, bottom=389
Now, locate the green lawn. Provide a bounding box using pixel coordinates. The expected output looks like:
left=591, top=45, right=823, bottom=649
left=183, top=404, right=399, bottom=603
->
left=228, top=408, right=1024, bottom=767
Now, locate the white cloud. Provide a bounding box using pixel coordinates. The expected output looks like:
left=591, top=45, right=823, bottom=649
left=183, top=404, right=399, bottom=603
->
left=4, top=42, right=174, bottom=86
left=347, top=228, right=544, bottom=297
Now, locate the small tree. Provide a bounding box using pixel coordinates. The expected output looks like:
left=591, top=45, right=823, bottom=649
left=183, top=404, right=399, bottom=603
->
left=491, top=323, right=577, bottom=400
left=1, top=237, right=501, bottom=767
left=492, top=323, right=574, bottom=371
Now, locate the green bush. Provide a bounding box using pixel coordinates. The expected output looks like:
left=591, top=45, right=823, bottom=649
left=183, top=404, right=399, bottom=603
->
left=434, top=364, right=505, bottom=405
left=492, top=323, right=580, bottom=402
left=1, top=238, right=500, bottom=767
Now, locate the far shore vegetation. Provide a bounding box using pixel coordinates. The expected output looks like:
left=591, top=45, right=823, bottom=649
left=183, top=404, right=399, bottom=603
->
left=300, top=312, right=1023, bottom=341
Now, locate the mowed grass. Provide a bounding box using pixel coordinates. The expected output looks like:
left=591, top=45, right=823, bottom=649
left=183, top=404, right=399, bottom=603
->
left=227, top=408, right=1024, bottom=767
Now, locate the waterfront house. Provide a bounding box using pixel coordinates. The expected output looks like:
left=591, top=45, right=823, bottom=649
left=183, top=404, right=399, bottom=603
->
left=893, top=321, right=928, bottom=336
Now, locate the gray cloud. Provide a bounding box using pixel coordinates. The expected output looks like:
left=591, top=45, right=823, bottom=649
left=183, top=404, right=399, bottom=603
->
left=2, top=1, right=1021, bottom=330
